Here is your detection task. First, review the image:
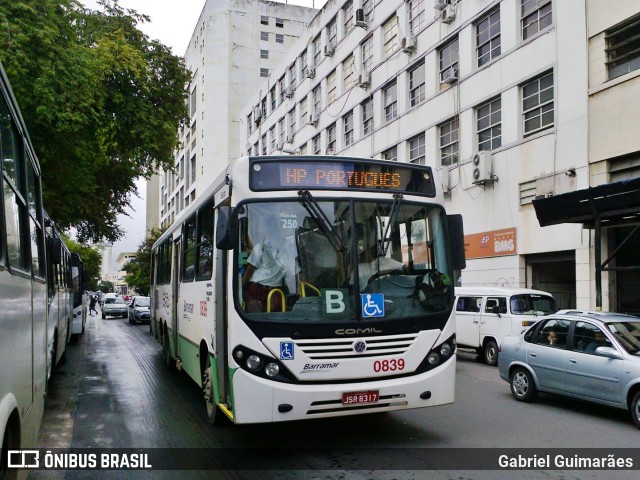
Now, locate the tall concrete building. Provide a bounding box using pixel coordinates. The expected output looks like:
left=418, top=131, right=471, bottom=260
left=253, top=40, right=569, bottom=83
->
left=239, top=0, right=640, bottom=312
left=152, top=0, right=318, bottom=230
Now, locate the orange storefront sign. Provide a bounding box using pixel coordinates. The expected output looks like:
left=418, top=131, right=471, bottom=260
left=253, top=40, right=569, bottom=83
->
left=464, top=228, right=517, bottom=259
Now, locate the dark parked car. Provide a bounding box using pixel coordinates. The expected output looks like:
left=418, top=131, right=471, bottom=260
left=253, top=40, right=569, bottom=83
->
left=128, top=296, right=150, bottom=324
left=498, top=311, right=640, bottom=428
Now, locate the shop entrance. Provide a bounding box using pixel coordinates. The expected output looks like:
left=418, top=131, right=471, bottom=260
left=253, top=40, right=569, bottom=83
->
left=526, top=251, right=576, bottom=310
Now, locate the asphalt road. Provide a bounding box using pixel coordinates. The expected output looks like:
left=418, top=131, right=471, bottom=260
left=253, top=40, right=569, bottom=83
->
left=28, top=308, right=639, bottom=480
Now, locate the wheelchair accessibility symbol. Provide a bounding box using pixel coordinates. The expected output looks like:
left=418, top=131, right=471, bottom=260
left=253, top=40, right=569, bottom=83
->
left=280, top=341, right=294, bottom=360
left=361, top=293, right=384, bottom=318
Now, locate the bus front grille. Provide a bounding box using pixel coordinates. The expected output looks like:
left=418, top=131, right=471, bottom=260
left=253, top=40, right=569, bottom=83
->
left=294, top=333, right=419, bottom=360
left=306, top=393, right=408, bottom=415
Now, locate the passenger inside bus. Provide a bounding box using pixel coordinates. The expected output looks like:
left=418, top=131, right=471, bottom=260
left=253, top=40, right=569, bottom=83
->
left=242, top=235, right=286, bottom=312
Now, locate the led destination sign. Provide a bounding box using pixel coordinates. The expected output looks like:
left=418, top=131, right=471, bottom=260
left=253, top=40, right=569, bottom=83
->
left=250, top=159, right=435, bottom=197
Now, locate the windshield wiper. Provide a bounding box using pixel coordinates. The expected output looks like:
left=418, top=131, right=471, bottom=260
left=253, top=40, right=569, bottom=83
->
left=298, top=190, right=345, bottom=251
left=379, top=193, right=403, bottom=257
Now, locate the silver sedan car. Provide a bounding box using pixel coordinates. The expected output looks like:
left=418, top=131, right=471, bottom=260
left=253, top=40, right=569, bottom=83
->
left=498, top=311, right=640, bottom=428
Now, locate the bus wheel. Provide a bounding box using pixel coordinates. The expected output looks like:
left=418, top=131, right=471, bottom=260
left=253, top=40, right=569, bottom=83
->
left=163, top=334, right=174, bottom=371
left=483, top=339, right=498, bottom=366
left=203, top=357, right=224, bottom=425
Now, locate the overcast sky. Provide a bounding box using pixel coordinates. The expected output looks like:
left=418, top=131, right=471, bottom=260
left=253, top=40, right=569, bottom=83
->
left=80, top=0, right=325, bottom=269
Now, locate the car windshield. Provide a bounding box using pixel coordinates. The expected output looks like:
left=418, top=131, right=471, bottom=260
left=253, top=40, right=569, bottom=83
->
left=236, top=198, right=452, bottom=323
left=607, top=321, right=640, bottom=355
left=136, top=297, right=150, bottom=307
left=510, top=294, right=556, bottom=315
left=104, top=298, right=116, bottom=304
left=110, top=297, right=125, bottom=305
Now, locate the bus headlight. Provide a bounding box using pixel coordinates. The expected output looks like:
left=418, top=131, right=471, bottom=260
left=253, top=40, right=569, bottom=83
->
left=246, top=355, right=262, bottom=371
left=440, top=343, right=452, bottom=357
left=265, top=362, right=280, bottom=377
left=427, top=352, right=440, bottom=365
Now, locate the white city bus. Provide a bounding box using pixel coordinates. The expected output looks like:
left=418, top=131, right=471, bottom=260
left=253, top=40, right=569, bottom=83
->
left=0, top=61, right=48, bottom=474
left=151, top=156, right=465, bottom=424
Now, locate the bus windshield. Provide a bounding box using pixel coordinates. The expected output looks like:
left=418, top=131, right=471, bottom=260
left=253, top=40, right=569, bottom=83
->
left=236, top=197, right=452, bottom=323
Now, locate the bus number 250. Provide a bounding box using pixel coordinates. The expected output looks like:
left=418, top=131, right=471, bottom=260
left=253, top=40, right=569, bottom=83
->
left=373, top=359, right=405, bottom=372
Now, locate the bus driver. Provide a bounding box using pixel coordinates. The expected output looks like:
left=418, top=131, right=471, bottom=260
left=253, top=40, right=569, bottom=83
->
left=242, top=237, right=285, bottom=312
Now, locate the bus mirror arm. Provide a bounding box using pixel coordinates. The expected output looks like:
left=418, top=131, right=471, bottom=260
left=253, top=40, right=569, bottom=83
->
left=216, top=206, right=237, bottom=250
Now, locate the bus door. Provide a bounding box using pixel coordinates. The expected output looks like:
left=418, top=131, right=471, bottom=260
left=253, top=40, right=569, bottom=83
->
left=171, top=237, right=181, bottom=357
left=214, top=244, right=229, bottom=406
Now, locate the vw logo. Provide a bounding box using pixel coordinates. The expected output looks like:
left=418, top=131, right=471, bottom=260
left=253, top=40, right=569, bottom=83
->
left=352, top=339, right=367, bottom=354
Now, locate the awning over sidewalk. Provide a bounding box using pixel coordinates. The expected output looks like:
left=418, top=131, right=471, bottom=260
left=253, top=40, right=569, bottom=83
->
left=533, top=177, right=640, bottom=228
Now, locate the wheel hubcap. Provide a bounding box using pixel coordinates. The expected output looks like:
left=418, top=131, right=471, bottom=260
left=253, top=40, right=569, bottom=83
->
left=513, top=372, right=528, bottom=397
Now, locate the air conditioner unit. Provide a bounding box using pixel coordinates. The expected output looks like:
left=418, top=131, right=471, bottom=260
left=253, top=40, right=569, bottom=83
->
left=441, top=4, right=456, bottom=23
left=358, top=71, right=371, bottom=89
left=401, top=36, right=417, bottom=54
left=472, top=151, right=492, bottom=184
left=434, top=0, right=448, bottom=10
left=306, top=68, right=315, bottom=79
left=354, top=8, right=368, bottom=28
left=307, top=113, right=318, bottom=126
left=441, top=68, right=458, bottom=84
left=285, top=86, right=295, bottom=98
left=282, top=142, right=296, bottom=154
left=324, top=44, right=335, bottom=57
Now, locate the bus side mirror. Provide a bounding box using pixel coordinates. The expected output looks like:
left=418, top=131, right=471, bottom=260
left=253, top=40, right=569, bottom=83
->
left=447, top=214, right=466, bottom=271
left=216, top=206, right=237, bottom=250
left=48, top=236, right=62, bottom=265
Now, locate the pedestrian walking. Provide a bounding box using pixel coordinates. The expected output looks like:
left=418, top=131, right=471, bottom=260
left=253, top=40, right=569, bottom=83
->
left=89, top=295, right=98, bottom=316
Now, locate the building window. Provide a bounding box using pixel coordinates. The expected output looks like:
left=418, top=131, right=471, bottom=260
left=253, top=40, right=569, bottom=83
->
left=606, top=14, right=640, bottom=80
left=361, top=36, right=373, bottom=73
left=440, top=117, right=459, bottom=166
left=521, top=0, right=552, bottom=40
left=300, top=49, right=308, bottom=78
left=439, top=37, right=459, bottom=83
left=327, top=17, right=338, bottom=49
left=261, top=15, right=269, bottom=25
left=289, top=62, right=297, bottom=89
left=261, top=134, right=267, bottom=155
left=260, top=49, right=269, bottom=59
left=247, top=113, right=252, bottom=135
left=477, top=97, right=502, bottom=151
left=313, top=134, right=321, bottom=154
left=276, top=18, right=284, bottom=28
left=382, top=146, right=397, bottom=161
left=260, top=68, right=269, bottom=78
left=523, top=71, right=554, bottom=136
left=270, top=126, right=276, bottom=151
left=279, top=76, right=285, bottom=103
left=343, top=55, right=356, bottom=90
left=327, top=123, right=337, bottom=153
left=260, top=31, right=269, bottom=41
left=362, top=97, right=373, bottom=136
left=408, top=134, right=425, bottom=165
left=261, top=98, right=267, bottom=118
left=363, top=0, right=374, bottom=21
left=270, top=86, right=276, bottom=111
left=327, top=70, right=337, bottom=104
left=288, top=108, right=296, bottom=139
left=409, top=0, right=426, bottom=35
left=299, top=143, right=307, bottom=155
left=383, top=15, right=399, bottom=58
left=312, top=85, right=322, bottom=115
left=383, top=81, right=397, bottom=123
left=300, top=96, right=308, bottom=125
left=278, top=117, right=285, bottom=144
left=276, top=33, right=284, bottom=44
left=409, top=61, right=425, bottom=107
left=343, top=1, right=354, bottom=34
left=313, top=35, right=321, bottom=67
left=343, top=110, right=354, bottom=146
left=477, top=9, right=501, bottom=67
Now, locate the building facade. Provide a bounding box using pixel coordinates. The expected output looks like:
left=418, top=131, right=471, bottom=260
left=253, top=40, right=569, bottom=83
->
left=240, top=0, right=600, bottom=309
left=152, top=0, right=318, bottom=230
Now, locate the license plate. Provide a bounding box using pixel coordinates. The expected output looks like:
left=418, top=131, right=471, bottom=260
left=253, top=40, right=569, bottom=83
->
left=342, top=390, right=379, bottom=405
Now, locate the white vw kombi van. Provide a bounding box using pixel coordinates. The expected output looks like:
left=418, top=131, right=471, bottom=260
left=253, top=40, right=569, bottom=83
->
left=454, top=287, right=556, bottom=366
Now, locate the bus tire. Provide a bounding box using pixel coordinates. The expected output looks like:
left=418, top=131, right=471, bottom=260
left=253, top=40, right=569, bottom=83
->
left=483, top=339, right=498, bottom=366
left=203, top=357, right=224, bottom=425
left=163, top=333, right=174, bottom=371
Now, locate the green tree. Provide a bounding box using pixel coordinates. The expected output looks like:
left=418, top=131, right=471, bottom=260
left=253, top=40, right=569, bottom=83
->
left=61, top=233, right=103, bottom=291
left=97, top=280, right=113, bottom=293
left=124, top=227, right=164, bottom=296
left=0, top=0, right=190, bottom=243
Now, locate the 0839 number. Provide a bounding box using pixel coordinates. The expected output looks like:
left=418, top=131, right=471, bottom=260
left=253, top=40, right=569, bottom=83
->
left=373, top=358, right=405, bottom=373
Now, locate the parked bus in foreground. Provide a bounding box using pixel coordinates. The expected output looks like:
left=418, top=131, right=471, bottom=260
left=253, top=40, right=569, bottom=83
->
left=0, top=61, right=48, bottom=475
left=151, top=155, right=465, bottom=424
